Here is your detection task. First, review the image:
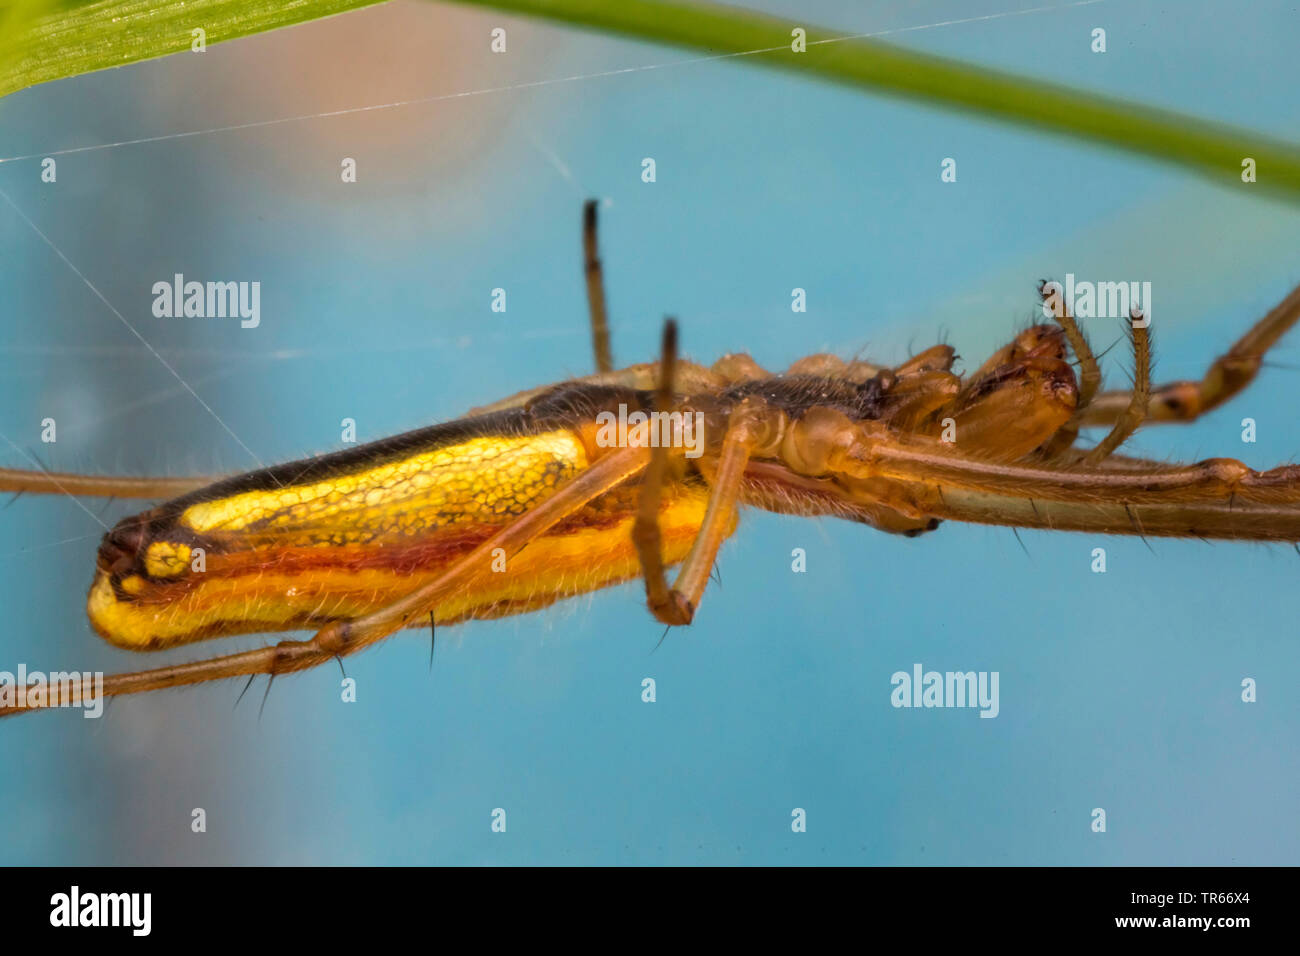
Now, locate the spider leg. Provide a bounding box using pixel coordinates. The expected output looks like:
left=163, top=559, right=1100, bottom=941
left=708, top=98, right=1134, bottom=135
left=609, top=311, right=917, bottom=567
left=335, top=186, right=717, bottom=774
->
left=0, top=467, right=207, bottom=499
left=651, top=413, right=754, bottom=622
left=632, top=408, right=757, bottom=625
left=632, top=322, right=760, bottom=625
left=1038, top=278, right=1102, bottom=456
left=1083, top=311, right=1151, bottom=463
left=1040, top=279, right=1102, bottom=411
left=828, top=423, right=1300, bottom=541
left=926, top=478, right=1300, bottom=541
left=583, top=199, right=614, bottom=374
left=631, top=320, right=681, bottom=617
left=476, top=199, right=733, bottom=412
left=1076, top=282, right=1300, bottom=427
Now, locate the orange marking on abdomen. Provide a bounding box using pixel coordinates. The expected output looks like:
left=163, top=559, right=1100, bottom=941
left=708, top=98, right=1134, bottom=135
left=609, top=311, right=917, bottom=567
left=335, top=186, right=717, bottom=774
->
left=89, top=484, right=721, bottom=649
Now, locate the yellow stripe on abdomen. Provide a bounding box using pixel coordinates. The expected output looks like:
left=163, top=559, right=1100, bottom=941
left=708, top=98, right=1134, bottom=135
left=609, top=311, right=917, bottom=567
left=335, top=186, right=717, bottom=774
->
left=178, top=430, right=589, bottom=546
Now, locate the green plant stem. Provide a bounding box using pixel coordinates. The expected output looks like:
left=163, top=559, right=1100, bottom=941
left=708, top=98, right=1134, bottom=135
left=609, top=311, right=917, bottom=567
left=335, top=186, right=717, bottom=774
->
left=2, top=0, right=1297, bottom=203
left=0, top=0, right=385, bottom=99
left=451, top=0, right=1297, bottom=201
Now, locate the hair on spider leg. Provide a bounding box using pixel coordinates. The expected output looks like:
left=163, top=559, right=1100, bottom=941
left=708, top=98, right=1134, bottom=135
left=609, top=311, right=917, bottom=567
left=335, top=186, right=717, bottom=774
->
left=234, top=674, right=256, bottom=710
left=1122, top=504, right=1157, bottom=555
left=1010, top=526, right=1031, bottom=557
left=1259, top=359, right=1300, bottom=372
left=651, top=625, right=672, bottom=655
left=258, top=675, right=275, bottom=720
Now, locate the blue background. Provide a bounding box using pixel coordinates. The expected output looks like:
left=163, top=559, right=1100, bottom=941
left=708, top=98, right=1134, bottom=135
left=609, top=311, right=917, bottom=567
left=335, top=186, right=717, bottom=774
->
left=1, top=0, right=1298, bottom=864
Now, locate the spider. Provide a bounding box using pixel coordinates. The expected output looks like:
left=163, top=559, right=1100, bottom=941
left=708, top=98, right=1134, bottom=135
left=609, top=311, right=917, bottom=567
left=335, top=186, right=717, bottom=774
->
left=2, top=200, right=1297, bottom=715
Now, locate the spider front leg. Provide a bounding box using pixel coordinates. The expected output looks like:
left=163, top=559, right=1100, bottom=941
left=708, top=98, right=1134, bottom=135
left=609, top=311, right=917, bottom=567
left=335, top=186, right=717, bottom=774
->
left=1037, top=277, right=1102, bottom=457
left=1076, top=281, right=1300, bottom=428
left=1082, top=309, right=1151, bottom=464
left=829, top=423, right=1300, bottom=541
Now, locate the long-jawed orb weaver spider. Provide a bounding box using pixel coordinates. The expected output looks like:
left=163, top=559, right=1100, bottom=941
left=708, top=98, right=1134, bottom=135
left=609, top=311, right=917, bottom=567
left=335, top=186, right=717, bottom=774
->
left=3, top=200, right=1299, bottom=716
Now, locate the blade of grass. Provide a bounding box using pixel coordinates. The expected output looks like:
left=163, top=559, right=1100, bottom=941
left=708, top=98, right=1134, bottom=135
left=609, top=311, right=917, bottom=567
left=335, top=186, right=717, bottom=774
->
left=454, top=0, right=1300, bottom=202
left=0, top=0, right=386, bottom=99
left=2, top=0, right=1298, bottom=204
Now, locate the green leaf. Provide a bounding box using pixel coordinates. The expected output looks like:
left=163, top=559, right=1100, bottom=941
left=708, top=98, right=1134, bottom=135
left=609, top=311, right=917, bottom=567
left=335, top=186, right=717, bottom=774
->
left=2, top=0, right=1296, bottom=202
left=0, top=0, right=386, bottom=99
